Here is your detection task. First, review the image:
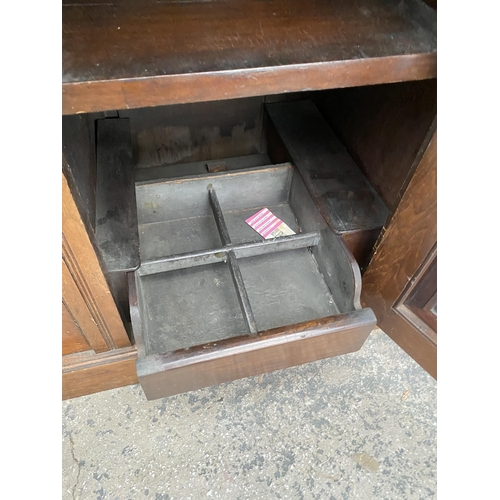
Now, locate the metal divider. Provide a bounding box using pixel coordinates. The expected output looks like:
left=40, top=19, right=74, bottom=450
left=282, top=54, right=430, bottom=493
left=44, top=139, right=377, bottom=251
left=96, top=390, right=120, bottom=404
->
left=208, top=186, right=258, bottom=336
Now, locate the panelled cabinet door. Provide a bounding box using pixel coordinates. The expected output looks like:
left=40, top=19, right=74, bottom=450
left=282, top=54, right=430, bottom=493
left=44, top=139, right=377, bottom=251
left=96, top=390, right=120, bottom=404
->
left=62, top=257, right=108, bottom=354
left=62, top=301, right=90, bottom=355
left=62, top=170, right=131, bottom=355
left=361, top=131, right=437, bottom=378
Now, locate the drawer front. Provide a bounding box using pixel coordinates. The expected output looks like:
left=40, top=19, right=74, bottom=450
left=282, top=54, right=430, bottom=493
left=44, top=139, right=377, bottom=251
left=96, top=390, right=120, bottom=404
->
left=136, top=311, right=375, bottom=400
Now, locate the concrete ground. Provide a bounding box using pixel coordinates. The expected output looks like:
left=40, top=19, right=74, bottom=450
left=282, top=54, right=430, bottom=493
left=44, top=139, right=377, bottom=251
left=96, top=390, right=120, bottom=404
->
left=62, top=329, right=437, bottom=500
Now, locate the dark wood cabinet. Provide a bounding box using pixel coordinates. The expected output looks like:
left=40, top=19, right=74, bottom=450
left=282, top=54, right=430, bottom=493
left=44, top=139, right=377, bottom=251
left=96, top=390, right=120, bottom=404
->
left=62, top=0, right=437, bottom=399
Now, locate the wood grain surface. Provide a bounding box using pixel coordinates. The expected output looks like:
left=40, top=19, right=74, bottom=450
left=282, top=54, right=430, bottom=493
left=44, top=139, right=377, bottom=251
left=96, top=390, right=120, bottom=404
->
left=62, top=302, right=91, bottom=356
left=137, top=310, right=376, bottom=399
left=314, top=79, right=437, bottom=211
left=361, top=130, right=436, bottom=377
left=62, top=169, right=131, bottom=350
left=63, top=346, right=138, bottom=400
left=62, top=114, right=97, bottom=228
left=62, top=257, right=108, bottom=353
left=62, top=0, right=436, bottom=113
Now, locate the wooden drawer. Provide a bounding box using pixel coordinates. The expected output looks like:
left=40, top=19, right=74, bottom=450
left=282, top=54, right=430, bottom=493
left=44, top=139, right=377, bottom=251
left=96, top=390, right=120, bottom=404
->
left=130, top=162, right=376, bottom=399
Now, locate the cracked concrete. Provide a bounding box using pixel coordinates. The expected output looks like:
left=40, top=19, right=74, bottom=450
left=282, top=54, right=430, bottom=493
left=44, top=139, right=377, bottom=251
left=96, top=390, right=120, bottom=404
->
left=69, top=433, right=82, bottom=499
left=62, top=329, right=437, bottom=499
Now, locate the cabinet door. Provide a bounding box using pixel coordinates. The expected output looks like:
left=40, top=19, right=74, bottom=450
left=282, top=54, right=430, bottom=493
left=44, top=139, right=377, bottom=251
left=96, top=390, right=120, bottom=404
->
left=62, top=301, right=90, bottom=355
left=62, top=170, right=131, bottom=354
left=361, top=132, right=437, bottom=378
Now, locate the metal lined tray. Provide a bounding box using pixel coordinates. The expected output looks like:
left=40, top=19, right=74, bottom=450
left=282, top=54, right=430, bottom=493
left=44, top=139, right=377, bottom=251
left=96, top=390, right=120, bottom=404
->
left=130, top=163, right=376, bottom=399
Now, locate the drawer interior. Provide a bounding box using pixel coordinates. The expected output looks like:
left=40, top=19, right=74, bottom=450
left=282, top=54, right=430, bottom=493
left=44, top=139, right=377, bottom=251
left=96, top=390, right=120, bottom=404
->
left=134, top=164, right=351, bottom=356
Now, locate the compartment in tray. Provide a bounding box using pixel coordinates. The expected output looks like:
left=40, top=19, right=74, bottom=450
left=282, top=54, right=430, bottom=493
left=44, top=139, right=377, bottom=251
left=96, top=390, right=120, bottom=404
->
left=131, top=163, right=376, bottom=399
left=138, top=203, right=300, bottom=262
left=238, top=249, right=339, bottom=332
left=138, top=262, right=248, bottom=354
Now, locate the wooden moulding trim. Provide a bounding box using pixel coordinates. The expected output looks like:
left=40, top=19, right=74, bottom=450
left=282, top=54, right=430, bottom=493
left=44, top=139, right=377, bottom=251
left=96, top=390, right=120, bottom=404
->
left=380, top=312, right=437, bottom=379
left=62, top=53, right=437, bottom=115
left=62, top=171, right=131, bottom=349
left=63, top=345, right=137, bottom=372
left=62, top=256, right=109, bottom=353
left=395, top=304, right=437, bottom=345
left=62, top=233, right=117, bottom=351
left=62, top=346, right=138, bottom=400
left=62, top=301, right=91, bottom=355
left=393, top=243, right=437, bottom=343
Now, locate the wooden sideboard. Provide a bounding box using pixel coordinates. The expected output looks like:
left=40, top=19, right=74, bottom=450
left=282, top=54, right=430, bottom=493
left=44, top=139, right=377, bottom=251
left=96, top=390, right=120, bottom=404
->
left=62, top=0, right=437, bottom=399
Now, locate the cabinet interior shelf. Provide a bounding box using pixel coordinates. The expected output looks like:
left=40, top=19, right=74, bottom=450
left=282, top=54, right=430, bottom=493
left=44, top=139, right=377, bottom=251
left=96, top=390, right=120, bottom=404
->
left=62, top=0, right=436, bottom=114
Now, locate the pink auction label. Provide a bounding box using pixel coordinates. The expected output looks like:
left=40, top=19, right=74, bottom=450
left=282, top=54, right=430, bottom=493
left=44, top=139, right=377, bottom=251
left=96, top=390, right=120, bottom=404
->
left=245, top=208, right=295, bottom=239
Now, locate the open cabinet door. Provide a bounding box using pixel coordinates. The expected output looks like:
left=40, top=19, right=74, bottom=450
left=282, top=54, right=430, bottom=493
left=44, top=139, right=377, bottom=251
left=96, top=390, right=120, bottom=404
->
left=62, top=168, right=138, bottom=399
left=361, top=130, right=437, bottom=378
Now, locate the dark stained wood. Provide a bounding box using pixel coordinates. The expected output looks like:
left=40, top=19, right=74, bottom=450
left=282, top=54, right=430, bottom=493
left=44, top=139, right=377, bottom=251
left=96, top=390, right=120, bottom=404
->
left=63, top=55, right=437, bottom=115
left=266, top=100, right=389, bottom=233
left=402, top=304, right=437, bottom=342
left=266, top=110, right=379, bottom=269
left=137, top=310, right=376, bottom=400
left=420, top=0, right=437, bottom=10
left=314, top=79, right=437, bottom=211
left=121, top=98, right=264, bottom=169
left=341, top=229, right=382, bottom=273
left=63, top=166, right=138, bottom=399
left=62, top=170, right=131, bottom=350
left=62, top=114, right=97, bottom=229
left=361, top=131, right=436, bottom=378
left=400, top=247, right=437, bottom=340
left=266, top=99, right=389, bottom=269
left=95, top=118, right=140, bottom=273
left=266, top=115, right=289, bottom=166
left=62, top=346, right=138, bottom=400
left=61, top=0, right=439, bottom=400
left=405, top=252, right=437, bottom=310
left=362, top=132, right=436, bottom=318
left=62, top=302, right=91, bottom=356
left=62, top=0, right=436, bottom=114
left=372, top=303, right=436, bottom=378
